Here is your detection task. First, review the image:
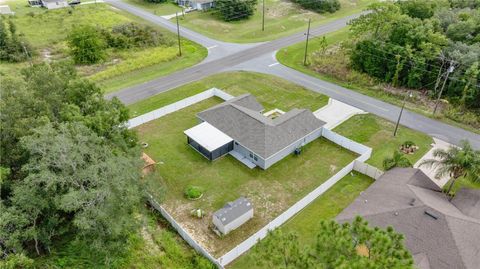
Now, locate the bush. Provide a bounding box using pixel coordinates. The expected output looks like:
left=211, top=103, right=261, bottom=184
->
left=109, top=23, right=171, bottom=48
left=0, top=254, right=34, bottom=269
left=383, top=150, right=412, bottom=170
left=67, top=25, right=106, bottom=64
left=184, top=185, right=203, bottom=200
left=0, top=19, right=33, bottom=63
left=215, top=0, right=257, bottom=21
left=292, top=0, right=341, bottom=13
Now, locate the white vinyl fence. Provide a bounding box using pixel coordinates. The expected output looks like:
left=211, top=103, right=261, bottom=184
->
left=218, top=129, right=374, bottom=266
left=132, top=90, right=382, bottom=268
left=353, top=160, right=384, bottom=180
left=127, top=88, right=234, bottom=129
left=147, top=194, right=224, bottom=268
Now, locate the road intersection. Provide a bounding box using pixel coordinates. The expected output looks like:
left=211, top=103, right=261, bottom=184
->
left=105, top=0, right=480, bottom=149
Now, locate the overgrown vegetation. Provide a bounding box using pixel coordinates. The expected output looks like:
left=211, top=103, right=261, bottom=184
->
left=253, top=216, right=413, bottom=268
left=0, top=18, right=33, bottom=63
left=215, top=0, right=258, bottom=21
left=348, top=0, right=480, bottom=125
left=68, top=22, right=172, bottom=64
left=0, top=63, right=141, bottom=265
left=292, top=0, right=341, bottom=13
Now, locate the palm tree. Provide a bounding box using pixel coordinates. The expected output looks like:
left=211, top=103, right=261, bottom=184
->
left=420, top=140, right=480, bottom=200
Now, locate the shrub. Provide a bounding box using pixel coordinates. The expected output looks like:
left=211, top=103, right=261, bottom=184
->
left=215, top=0, right=257, bottom=21
left=110, top=23, right=171, bottom=48
left=67, top=25, right=106, bottom=64
left=383, top=150, right=412, bottom=170
left=292, top=0, right=341, bottom=13
left=0, top=19, right=33, bottom=63
left=184, top=185, right=203, bottom=199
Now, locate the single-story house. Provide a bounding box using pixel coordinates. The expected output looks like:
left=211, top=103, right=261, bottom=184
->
left=337, top=168, right=480, bottom=269
left=29, top=0, right=69, bottom=9
left=184, top=94, right=325, bottom=169
left=213, top=197, right=253, bottom=235
left=176, top=0, right=214, bottom=10
left=0, top=5, right=14, bottom=15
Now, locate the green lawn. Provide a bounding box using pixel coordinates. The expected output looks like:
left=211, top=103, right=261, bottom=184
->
left=230, top=172, right=374, bottom=269
left=1, top=0, right=206, bottom=93
left=276, top=27, right=480, bottom=134
left=128, top=71, right=329, bottom=116
left=134, top=0, right=377, bottom=43
left=124, top=0, right=183, bottom=15
left=333, top=114, right=433, bottom=169
left=136, top=96, right=357, bottom=257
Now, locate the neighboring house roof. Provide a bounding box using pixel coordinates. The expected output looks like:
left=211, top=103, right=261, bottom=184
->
left=197, top=94, right=325, bottom=159
left=213, top=197, right=253, bottom=226
left=337, top=168, right=480, bottom=269
left=184, top=122, right=233, bottom=151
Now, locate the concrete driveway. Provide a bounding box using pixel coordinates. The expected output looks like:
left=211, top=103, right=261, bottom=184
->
left=313, top=98, right=366, bottom=130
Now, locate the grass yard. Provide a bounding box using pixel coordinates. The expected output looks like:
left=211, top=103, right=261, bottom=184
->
left=333, top=114, right=433, bottom=169
left=128, top=71, right=329, bottom=116
left=124, top=0, right=183, bottom=15
left=134, top=0, right=377, bottom=43
left=136, top=96, right=357, bottom=257
left=276, top=27, right=480, bottom=134
left=229, top=171, right=374, bottom=269
left=1, top=0, right=206, bottom=92
left=129, top=73, right=357, bottom=256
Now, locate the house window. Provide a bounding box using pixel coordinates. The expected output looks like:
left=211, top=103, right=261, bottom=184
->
left=249, top=152, right=253, bottom=158
left=253, top=155, right=258, bottom=161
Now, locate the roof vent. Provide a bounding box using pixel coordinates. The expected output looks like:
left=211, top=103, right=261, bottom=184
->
left=394, top=212, right=399, bottom=216
left=409, top=198, right=416, bottom=206
left=424, top=210, right=438, bottom=220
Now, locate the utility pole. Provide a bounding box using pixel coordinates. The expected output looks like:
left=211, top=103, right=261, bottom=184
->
left=262, top=0, right=265, bottom=31
left=433, top=52, right=446, bottom=96
left=433, top=63, right=455, bottom=115
left=176, top=12, right=182, bottom=56
left=303, top=18, right=311, bottom=66
left=394, top=92, right=412, bottom=137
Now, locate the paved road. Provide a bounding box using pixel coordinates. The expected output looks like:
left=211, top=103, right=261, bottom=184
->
left=105, top=0, right=480, bottom=149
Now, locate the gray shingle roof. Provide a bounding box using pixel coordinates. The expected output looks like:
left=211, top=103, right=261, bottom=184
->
left=452, top=188, right=480, bottom=219
left=197, top=94, right=325, bottom=159
left=337, top=168, right=480, bottom=269
left=213, top=197, right=253, bottom=226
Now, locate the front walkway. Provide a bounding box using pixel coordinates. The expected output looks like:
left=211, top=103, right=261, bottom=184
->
left=313, top=98, right=366, bottom=129
left=414, top=138, right=453, bottom=187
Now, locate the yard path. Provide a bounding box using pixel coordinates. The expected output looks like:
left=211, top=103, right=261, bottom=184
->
left=105, top=0, right=480, bottom=149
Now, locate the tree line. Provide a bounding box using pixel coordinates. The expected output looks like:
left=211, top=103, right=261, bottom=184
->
left=348, top=0, right=480, bottom=113
left=0, top=63, right=142, bottom=266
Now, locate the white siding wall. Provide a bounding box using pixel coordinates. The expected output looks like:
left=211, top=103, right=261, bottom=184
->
left=264, top=128, right=323, bottom=169
left=223, top=209, right=254, bottom=234
left=212, top=215, right=226, bottom=234
left=44, top=1, right=68, bottom=9
left=233, top=142, right=266, bottom=168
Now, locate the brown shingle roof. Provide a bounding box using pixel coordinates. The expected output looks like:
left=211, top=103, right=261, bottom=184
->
left=337, top=168, right=480, bottom=269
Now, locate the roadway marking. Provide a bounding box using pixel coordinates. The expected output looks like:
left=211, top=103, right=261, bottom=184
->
left=207, top=45, right=218, bottom=50
left=268, top=62, right=280, bottom=67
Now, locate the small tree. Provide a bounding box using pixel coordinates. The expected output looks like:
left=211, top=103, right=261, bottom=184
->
left=420, top=140, right=480, bottom=198
left=67, top=25, right=106, bottom=64
left=253, top=217, right=414, bottom=268
left=383, top=150, right=412, bottom=170
left=215, top=0, right=257, bottom=21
